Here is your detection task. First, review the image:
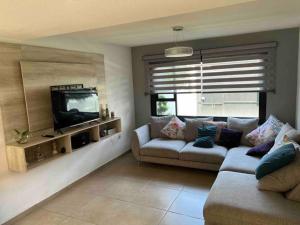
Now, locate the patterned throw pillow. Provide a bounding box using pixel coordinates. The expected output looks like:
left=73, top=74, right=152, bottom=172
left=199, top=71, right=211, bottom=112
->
left=161, top=116, right=185, bottom=139
left=246, top=115, right=283, bottom=146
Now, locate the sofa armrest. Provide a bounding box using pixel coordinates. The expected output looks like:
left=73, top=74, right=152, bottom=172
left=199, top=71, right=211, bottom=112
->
left=131, top=124, right=150, bottom=160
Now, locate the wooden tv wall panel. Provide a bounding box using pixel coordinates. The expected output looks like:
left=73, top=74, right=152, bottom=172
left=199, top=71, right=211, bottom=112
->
left=20, top=61, right=97, bottom=132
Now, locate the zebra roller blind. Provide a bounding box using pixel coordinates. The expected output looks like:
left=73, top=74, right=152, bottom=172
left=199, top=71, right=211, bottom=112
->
left=144, top=42, right=277, bottom=94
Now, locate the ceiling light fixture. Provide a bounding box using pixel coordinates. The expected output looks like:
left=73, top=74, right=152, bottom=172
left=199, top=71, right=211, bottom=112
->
left=165, top=26, right=193, bottom=58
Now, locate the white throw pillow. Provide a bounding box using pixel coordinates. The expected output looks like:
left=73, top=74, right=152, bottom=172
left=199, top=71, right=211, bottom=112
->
left=268, top=123, right=300, bottom=154
left=161, top=116, right=185, bottom=140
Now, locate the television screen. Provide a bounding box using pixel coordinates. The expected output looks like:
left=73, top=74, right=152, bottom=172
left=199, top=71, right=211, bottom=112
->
left=51, top=88, right=100, bottom=130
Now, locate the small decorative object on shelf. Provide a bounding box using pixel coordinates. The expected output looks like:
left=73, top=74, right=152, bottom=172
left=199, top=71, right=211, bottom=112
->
left=101, top=104, right=106, bottom=120
left=14, top=129, right=30, bottom=144
left=105, top=104, right=110, bottom=120
left=111, top=111, right=115, bottom=118
left=52, top=141, right=58, bottom=155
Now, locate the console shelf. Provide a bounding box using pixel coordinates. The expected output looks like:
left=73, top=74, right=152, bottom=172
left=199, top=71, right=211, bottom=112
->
left=6, top=117, right=121, bottom=172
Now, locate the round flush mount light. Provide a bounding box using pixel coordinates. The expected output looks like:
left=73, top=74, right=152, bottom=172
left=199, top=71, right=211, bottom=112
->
left=165, top=26, right=193, bottom=58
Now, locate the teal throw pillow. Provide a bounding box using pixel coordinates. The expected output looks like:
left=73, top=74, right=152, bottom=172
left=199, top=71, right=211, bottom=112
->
left=193, top=136, right=214, bottom=148
left=255, top=143, right=296, bottom=180
left=198, top=125, right=217, bottom=139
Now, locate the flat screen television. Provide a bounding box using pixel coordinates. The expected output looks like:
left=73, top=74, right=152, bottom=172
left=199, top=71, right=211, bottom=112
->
left=51, top=88, right=100, bottom=130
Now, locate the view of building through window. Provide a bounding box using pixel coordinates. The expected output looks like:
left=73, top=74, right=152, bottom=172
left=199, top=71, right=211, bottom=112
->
left=156, top=93, right=259, bottom=117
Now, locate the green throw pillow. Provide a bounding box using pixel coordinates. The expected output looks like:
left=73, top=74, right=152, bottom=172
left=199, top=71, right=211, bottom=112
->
left=193, top=136, right=214, bottom=148
left=198, top=125, right=217, bottom=140
left=255, top=143, right=296, bottom=180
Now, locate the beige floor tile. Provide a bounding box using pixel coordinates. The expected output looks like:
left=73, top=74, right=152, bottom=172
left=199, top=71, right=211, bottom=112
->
left=13, top=209, right=95, bottom=225
left=72, top=174, right=117, bottom=195
left=42, top=188, right=95, bottom=217
left=75, top=195, right=165, bottom=225
left=169, top=191, right=207, bottom=219
left=160, top=212, right=204, bottom=225
left=131, top=183, right=180, bottom=210
left=99, top=176, right=149, bottom=202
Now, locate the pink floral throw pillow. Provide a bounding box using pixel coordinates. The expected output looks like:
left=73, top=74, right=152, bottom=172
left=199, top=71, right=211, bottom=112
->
left=246, top=115, right=283, bottom=146
left=161, top=116, right=185, bottom=140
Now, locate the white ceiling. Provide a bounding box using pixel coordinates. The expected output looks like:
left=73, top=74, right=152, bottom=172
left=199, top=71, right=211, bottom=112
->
left=1, top=0, right=300, bottom=47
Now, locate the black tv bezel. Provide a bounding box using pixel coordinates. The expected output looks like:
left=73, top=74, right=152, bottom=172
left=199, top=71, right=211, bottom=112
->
left=50, top=87, right=100, bottom=131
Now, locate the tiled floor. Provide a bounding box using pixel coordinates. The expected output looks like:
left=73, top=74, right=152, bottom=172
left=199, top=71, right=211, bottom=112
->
left=12, top=153, right=217, bottom=225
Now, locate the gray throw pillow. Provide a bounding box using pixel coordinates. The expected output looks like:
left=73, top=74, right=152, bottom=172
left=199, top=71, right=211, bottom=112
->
left=286, top=183, right=300, bottom=202
left=227, top=117, right=258, bottom=146
left=258, top=149, right=300, bottom=192
left=150, top=116, right=173, bottom=139
left=184, top=117, right=213, bottom=142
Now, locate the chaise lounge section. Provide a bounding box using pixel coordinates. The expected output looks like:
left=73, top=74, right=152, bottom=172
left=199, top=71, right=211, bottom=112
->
left=132, top=121, right=300, bottom=225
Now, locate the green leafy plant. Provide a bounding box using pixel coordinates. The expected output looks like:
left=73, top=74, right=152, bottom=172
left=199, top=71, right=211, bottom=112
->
left=14, top=129, right=30, bottom=144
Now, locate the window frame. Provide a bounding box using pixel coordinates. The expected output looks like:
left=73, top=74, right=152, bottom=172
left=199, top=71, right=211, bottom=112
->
left=151, top=92, right=267, bottom=124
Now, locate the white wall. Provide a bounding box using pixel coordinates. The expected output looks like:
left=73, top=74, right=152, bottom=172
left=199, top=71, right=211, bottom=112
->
left=0, top=37, right=135, bottom=224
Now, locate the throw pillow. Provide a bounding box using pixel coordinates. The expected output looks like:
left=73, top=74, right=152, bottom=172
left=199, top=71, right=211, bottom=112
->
left=246, top=140, right=274, bottom=157
left=198, top=125, right=217, bottom=140
left=184, top=117, right=213, bottom=142
left=286, top=184, right=300, bottom=202
left=227, top=117, right=258, bottom=146
left=255, top=143, right=296, bottom=180
left=218, top=128, right=243, bottom=149
left=268, top=123, right=300, bottom=154
left=258, top=149, right=300, bottom=192
left=150, top=116, right=173, bottom=138
left=246, top=115, right=283, bottom=146
left=203, top=121, right=227, bottom=142
left=161, top=116, right=185, bottom=139
left=193, top=136, right=214, bottom=148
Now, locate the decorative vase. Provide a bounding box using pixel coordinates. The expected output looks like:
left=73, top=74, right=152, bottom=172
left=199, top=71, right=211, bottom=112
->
left=14, top=129, right=30, bottom=144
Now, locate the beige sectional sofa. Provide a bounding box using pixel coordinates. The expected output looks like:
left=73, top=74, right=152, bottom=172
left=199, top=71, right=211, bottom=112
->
left=131, top=124, right=300, bottom=225
left=132, top=124, right=227, bottom=171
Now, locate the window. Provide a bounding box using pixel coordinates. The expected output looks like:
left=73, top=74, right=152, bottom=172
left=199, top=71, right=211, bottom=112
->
left=145, top=42, right=275, bottom=121
left=177, top=92, right=259, bottom=117
left=151, top=92, right=266, bottom=121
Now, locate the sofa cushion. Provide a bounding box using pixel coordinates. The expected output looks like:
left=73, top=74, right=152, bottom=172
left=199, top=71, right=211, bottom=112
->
left=228, top=117, right=258, bottom=146
left=150, top=116, right=173, bottom=139
left=255, top=143, right=296, bottom=180
left=140, top=138, right=186, bottom=159
left=220, top=146, right=260, bottom=174
left=204, top=171, right=300, bottom=225
left=286, top=184, right=300, bottom=202
left=180, top=142, right=227, bottom=164
left=246, top=115, right=283, bottom=146
left=246, top=140, right=274, bottom=157
left=184, top=117, right=213, bottom=142
left=218, top=128, right=243, bottom=149
left=161, top=116, right=185, bottom=140
left=258, top=150, right=300, bottom=192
